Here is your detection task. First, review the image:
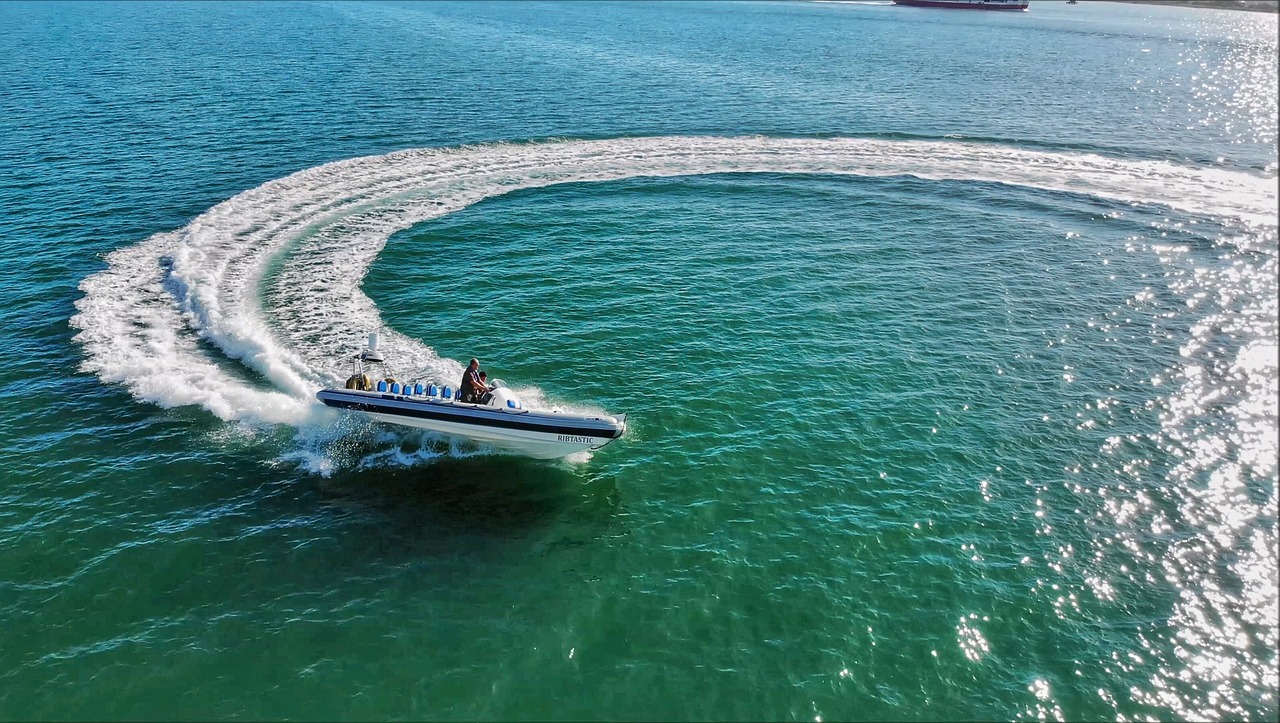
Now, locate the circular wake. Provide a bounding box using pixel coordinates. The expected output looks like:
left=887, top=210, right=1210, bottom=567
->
left=70, top=135, right=1277, bottom=429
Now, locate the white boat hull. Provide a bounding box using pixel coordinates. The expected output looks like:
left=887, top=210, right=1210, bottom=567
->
left=362, top=409, right=617, bottom=458
left=317, top=388, right=626, bottom=460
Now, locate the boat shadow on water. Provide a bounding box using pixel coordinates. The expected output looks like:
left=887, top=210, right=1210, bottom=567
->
left=311, top=452, right=623, bottom=548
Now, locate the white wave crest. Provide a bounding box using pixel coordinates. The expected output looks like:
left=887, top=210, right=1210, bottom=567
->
left=70, top=135, right=1278, bottom=429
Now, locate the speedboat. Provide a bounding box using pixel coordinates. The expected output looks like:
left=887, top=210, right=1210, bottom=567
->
left=316, top=334, right=627, bottom=459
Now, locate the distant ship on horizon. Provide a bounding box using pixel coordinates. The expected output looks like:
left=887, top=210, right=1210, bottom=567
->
left=893, top=0, right=1029, bottom=10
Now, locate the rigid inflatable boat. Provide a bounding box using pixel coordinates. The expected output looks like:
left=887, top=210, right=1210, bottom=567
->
left=316, top=334, right=627, bottom=459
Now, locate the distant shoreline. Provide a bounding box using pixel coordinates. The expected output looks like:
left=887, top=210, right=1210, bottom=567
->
left=1089, top=0, right=1279, bottom=13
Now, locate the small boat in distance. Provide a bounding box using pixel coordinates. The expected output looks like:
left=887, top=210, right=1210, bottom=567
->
left=893, top=0, right=1029, bottom=10
left=316, top=333, right=627, bottom=459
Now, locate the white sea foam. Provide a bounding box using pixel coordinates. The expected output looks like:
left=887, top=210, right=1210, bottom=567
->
left=70, top=136, right=1278, bottom=442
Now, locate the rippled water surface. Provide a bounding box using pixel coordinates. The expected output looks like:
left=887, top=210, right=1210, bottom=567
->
left=1, top=1, right=1276, bottom=720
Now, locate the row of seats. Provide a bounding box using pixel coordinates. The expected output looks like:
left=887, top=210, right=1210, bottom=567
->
left=376, top=380, right=454, bottom=399
left=370, top=381, right=519, bottom=409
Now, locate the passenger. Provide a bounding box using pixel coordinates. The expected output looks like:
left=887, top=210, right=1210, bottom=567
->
left=478, top=371, right=495, bottom=404
left=459, top=358, right=486, bottom=403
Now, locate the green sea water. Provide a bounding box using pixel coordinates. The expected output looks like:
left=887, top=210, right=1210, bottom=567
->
left=1, top=1, right=1276, bottom=720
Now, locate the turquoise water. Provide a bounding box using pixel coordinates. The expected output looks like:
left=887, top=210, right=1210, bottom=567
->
left=1, top=1, right=1277, bottom=720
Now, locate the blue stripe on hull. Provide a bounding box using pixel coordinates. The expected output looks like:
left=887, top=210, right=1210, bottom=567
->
left=318, top=391, right=623, bottom=440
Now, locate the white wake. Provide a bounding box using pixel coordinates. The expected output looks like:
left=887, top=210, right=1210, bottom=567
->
left=70, top=135, right=1278, bottom=429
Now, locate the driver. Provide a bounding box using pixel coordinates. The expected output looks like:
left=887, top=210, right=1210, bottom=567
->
left=459, top=358, right=486, bottom=403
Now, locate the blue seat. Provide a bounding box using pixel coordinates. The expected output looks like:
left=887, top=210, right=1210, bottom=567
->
left=506, top=399, right=519, bottom=409
left=390, top=382, right=401, bottom=394
left=414, top=383, right=424, bottom=396
left=442, top=387, right=452, bottom=399
left=376, top=380, right=388, bottom=392
left=428, top=384, right=439, bottom=397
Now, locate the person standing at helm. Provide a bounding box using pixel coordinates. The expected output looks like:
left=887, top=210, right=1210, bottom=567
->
left=460, top=358, right=485, bottom=403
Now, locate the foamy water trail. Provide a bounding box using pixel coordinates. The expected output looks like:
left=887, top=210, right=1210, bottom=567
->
left=71, top=135, right=1278, bottom=432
